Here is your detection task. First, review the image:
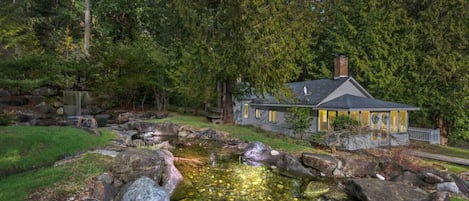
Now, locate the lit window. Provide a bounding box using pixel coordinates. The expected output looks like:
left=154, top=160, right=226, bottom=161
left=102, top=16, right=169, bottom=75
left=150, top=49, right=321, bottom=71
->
left=268, top=110, right=277, bottom=123
left=338, top=111, right=348, bottom=117
left=255, top=109, right=261, bottom=119
left=327, top=111, right=337, bottom=130
left=390, top=111, right=398, bottom=133
left=399, top=111, right=407, bottom=133
left=318, top=110, right=327, bottom=131
left=350, top=111, right=359, bottom=121
left=361, top=111, right=370, bottom=129
left=243, top=103, right=249, bottom=118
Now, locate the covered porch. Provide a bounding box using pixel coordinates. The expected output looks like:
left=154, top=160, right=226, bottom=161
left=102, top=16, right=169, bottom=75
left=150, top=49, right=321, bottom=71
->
left=315, top=94, right=419, bottom=149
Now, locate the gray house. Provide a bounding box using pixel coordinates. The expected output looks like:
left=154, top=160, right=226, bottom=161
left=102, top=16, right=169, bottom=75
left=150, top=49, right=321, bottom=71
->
left=234, top=55, right=419, bottom=150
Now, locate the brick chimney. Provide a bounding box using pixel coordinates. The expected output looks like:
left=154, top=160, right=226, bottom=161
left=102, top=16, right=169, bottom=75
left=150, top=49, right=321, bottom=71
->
left=334, top=55, right=348, bottom=79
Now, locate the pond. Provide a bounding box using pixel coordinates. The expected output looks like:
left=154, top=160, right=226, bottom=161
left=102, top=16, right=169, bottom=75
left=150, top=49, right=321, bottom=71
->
left=153, top=137, right=349, bottom=201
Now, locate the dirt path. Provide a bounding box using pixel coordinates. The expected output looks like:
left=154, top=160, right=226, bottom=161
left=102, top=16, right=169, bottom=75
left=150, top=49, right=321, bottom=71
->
left=411, top=151, right=469, bottom=166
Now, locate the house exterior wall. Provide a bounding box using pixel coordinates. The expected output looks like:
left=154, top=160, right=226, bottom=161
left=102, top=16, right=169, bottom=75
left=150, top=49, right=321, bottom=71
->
left=320, top=80, right=369, bottom=104
left=234, top=100, right=318, bottom=137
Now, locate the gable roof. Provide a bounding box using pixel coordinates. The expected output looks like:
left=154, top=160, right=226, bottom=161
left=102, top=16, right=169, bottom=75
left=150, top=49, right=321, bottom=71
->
left=318, top=94, right=419, bottom=111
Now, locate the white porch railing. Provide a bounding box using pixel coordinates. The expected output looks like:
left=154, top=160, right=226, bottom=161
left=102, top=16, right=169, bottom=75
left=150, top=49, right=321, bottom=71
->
left=408, top=127, right=441, bottom=144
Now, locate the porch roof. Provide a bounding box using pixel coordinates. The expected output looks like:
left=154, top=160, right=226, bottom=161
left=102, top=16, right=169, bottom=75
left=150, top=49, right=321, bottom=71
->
left=317, top=94, right=420, bottom=111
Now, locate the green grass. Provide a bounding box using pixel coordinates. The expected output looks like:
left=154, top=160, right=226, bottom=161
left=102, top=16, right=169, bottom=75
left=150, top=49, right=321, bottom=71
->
left=154, top=113, right=320, bottom=154
left=0, top=126, right=116, bottom=178
left=0, top=153, right=113, bottom=201
left=412, top=141, right=469, bottom=160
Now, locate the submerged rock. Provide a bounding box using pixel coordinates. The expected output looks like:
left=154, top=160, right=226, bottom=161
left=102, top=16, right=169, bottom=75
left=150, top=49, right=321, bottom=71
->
left=303, top=181, right=330, bottom=199
left=119, top=176, right=169, bottom=201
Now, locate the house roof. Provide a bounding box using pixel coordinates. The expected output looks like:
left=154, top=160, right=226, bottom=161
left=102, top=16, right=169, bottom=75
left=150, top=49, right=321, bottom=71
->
left=318, top=94, right=420, bottom=111
left=245, top=77, right=418, bottom=111
left=249, top=77, right=350, bottom=106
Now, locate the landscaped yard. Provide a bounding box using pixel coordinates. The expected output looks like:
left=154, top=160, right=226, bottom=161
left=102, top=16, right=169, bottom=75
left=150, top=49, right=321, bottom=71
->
left=153, top=113, right=320, bottom=154
left=0, top=126, right=116, bottom=201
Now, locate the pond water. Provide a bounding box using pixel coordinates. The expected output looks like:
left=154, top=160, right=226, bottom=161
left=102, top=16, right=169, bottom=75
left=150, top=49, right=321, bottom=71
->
left=153, top=138, right=349, bottom=201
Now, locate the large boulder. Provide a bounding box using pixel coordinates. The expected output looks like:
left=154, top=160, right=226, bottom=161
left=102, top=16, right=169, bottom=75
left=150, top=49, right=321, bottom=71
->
left=34, top=101, right=55, bottom=117
left=243, top=141, right=273, bottom=166
left=451, top=174, right=469, bottom=198
left=346, top=178, right=428, bottom=201
left=336, top=156, right=378, bottom=177
left=92, top=173, right=118, bottom=201
left=243, top=142, right=316, bottom=179
left=302, top=153, right=341, bottom=176
left=77, top=116, right=99, bottom=135
left=112, top=148, right=165, bottom=184
left=111, top=148, right=182, bottom=195
left=155, top=149, right=183, bottom=195
left=390, top=171, right=430, bottom=189
left=118, top=176, right=169, bottom=201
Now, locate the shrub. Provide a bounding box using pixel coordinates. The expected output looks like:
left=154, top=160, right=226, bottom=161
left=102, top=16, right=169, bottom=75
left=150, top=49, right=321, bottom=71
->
left=333, top=115, right=360, bottom=131
left=0, top=111, right=16, bottom=126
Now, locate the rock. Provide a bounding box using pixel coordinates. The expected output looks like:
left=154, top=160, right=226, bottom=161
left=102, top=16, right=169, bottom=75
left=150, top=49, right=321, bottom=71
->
left=112, top=148, right=165, bottom=183
left=32, top=87, right=56, bottom=96
left=436, top=182, right=459, bottom=194
left=302, top=153, right=340, bottom=176
left=197, top=128, right=227, bottom=141
left=346, top=178, right=428, bottom=201
left=117, top=112, right=135, bottom=124
left=271, top=153, right=317, bottom=179
left=77, top=116, right=99, bottom=135
left=243, top=141, right=271, bottom=166
left=243, top=142, right=316, bottom=179
left=421, top=191, right=450, bottom=201
left=0, top=96, right=29, bottom=106
left=451, top=174, right=469, bottom=197
left=56, top=107, right=64, bottom=115
left=303, top=181, right=330, bottom=199
left=111, top=148, right=182, bottom=195
left=34, top=102, right=55, bottom=117
left=378, top=160, right=406, bottom=179
left=95, top=114, right=111, bottom=127
left=53, top=101, right=63, bottom=108
left=17, top=112, right=36, bottom=123
left=119, top=176, right=169, bottom=201
left=270, top=150, right=280, bottom=156
left=390, top=171, right=430, bottom=189
left=92, top=173, right=117, bottom=201
left=420, top=168, right=453, bottom=182
left=155, top=149, right=183, bottom=195
left=336, top=156, right=377, bottom=177
left=0, top=89, right=10, bottom=97
left=132, top=139, right=145, bottom=147
left=424, top=172, right=445, bottom=184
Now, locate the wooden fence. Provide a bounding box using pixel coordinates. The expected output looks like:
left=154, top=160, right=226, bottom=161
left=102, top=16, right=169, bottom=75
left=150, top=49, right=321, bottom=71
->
left=408, top=127, right=440, bottom=144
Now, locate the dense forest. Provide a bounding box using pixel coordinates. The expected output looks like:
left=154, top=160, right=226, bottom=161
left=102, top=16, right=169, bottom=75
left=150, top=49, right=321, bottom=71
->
left=0, top=0, right=467, bottom=143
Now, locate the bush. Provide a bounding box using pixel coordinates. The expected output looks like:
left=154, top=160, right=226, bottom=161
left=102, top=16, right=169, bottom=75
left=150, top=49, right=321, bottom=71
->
left=0, top=111, right=16, bottom=126
left=333, top=115, right=360, bottom=131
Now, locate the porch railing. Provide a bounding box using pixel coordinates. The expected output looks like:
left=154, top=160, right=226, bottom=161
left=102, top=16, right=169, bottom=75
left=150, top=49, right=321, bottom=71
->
left=408, top=127, right=440, bottom=144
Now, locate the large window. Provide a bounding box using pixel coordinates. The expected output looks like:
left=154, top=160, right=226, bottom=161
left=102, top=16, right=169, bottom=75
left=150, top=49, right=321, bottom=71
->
left=338, top=111, right=348, bottom=117
left=318, top=110, right=327, bottom=131
left=255, top=109, right=261, bottom=119
left=399, top=110, right=407, bottom=133
left=390, top=111, right=398, bottom=133
left=268, top=110, right=277, bottom=123
left=327, top=111, right=337, bottom=129
left=361, top=111, right=370, bottom=129
left=350, top=111, right=359, bottom=121
left=243, top=104, right=249, bottom=118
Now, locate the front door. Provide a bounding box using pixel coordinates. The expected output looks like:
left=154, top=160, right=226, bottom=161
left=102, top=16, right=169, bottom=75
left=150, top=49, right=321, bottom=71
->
left=371, top=112, right=390, bottom=146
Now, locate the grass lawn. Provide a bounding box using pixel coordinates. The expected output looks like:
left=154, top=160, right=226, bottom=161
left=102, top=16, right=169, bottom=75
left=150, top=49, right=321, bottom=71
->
left=411, top=141, right=469, bottom=160
left=0, top=153, right=113, bottom=201
left=0, top=126, right=116, bottom=178
left=153, top=113, right=322, bottom=154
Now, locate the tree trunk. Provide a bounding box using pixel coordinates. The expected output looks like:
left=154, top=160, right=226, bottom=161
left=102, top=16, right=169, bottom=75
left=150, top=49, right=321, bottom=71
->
left=222, top=80, right=234, bottom=124
left=437, top=117, right=449, bottom=145
left=84, top=0, right=90, bottom=55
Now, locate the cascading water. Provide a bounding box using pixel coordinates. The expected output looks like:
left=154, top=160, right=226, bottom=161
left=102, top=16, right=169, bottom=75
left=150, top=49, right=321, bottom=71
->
left=63, top=91, right=90, bottom=124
